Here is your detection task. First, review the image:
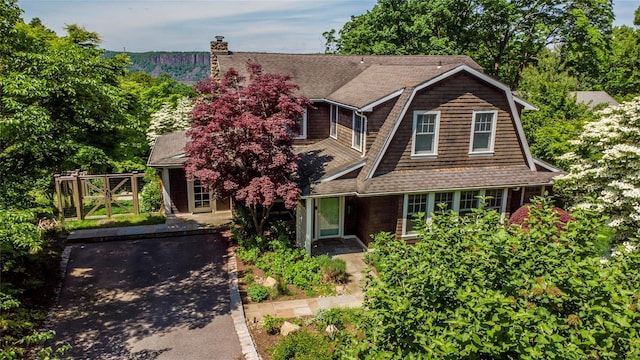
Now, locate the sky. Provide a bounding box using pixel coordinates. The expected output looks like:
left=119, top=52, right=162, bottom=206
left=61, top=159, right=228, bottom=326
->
left=19, top=0, right=639, bottom=53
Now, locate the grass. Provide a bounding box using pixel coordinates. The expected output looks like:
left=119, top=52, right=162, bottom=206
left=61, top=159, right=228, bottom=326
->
left=63, top=212, right=165, bottom=231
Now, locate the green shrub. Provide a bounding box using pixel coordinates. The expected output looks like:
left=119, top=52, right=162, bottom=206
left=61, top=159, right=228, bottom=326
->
left=318, top=255, right=347, bottom=283
left=270, top=330, right=333, bottom=360
left=243, top=274, right=254, bottom=284
left=348, top=197, right=640, bottom=359
left=247, top=284, right=269, bottom=302
left=237, top=247, right=260, bottom=264
left=140, top=170, right=162, bottom=213
left=315, top=308, right=344, bottom=330
left=262, top=315, right=283, bottom=335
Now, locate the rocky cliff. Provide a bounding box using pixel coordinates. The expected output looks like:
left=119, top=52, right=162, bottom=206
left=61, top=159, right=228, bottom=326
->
left=105, top=51, right=210, bottom=83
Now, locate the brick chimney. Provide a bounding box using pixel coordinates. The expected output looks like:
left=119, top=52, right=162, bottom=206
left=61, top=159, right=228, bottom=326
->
left=210, top=35, right=229, bottom=81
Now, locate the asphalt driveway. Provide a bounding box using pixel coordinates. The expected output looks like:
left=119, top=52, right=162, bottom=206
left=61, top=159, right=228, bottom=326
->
left=50, top=233, right=243, bottom=359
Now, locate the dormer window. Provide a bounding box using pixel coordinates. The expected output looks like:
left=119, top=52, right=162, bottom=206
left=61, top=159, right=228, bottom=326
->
left=330, top=105, right=338, bottom=139
left=411, top=111, right=440, bottom=157
left=469, top=110, right=497, bottom=154
left=352, top=112, right=364, bottom=151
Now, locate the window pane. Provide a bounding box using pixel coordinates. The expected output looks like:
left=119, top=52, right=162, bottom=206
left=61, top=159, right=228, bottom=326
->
left=473, top=133, right=490, bottom=150
left=415, top=134, right=433, bottom=153
left=434, top=192, right=454, bottom=212
left=485, top=189, right=503, bottom=209
left=459, top=191, right=479, bottom=214
left=407, top=194, right=428, bottom=233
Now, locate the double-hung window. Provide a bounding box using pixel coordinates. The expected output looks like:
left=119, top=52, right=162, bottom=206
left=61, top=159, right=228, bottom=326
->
left=412, top=111, right=440, bottom=157
left=352, top=112, right=364, bottom=151
left=330, top=105, right=338, bottom=139
left=405, top=193, right=429, bottom=234
left=470, top=110, right=497, bottom=154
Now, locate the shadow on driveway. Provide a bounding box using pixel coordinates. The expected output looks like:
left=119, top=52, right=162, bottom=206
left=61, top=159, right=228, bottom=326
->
left=50, top=233, right=242, bottom=360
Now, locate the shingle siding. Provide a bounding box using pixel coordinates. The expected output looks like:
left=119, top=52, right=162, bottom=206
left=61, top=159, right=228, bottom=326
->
left=355, top=195, right=400, bottom=246
left=377, top=73, right=526, bottom=174
left=307, top=102, right=330, bottom=140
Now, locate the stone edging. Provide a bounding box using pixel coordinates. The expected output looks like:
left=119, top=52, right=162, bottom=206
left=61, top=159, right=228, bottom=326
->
left=228, top=248, right=260, bottom=360
left=41, top=245, right=72, bottom=332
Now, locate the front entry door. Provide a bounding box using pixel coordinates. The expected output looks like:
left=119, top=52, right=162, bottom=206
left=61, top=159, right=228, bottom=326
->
left=192, top=180, right=212, bottom=213
left=317, top=197, right=342, bottom=239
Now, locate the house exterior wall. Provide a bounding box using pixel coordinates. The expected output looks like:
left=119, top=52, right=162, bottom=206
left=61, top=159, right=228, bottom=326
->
left=307, top=102, right=330, bottom=140
left=355, top=195, right=400, bottom=246
left=377, top=72, right=527, bottom=173
left=335, top=107, right=357, bottom=150
left=365, top=98, right=396, bottom=153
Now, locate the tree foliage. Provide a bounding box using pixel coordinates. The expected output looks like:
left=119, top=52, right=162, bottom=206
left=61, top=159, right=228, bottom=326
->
left=349, top=198, right=640, bottom=359
left=185, top=62, right=309, bottom=235
left=555, top=97, right=640, bottom=242
left=326, top=0, right=613, bottom=88
left=602, top=25, right=640, bottom=100
left=146, top=96, right=193, bottom=145
left=517, top=49, right=594, bottom=164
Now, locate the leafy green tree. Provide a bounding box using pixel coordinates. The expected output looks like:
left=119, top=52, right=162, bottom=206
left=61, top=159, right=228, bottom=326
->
left=555, top=97, right=640, bottom=242
left=602, top=24, right=640, bottom=100
left=326, top=0, right=614, bottom=88
left=517, top=49, right=594, bottom=164
left=349, top=198, right=640, bottom=359
left=0, top=19, right=136, bottom=206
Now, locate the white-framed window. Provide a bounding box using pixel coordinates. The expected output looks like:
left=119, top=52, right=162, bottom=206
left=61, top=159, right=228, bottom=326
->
left=459, top=190, right=479, bottom=215
left=291, top=108, right=307, bottom=139
left=412, top=111, right=440, bottom=157
left=484, top=189, right=504, bottom=210
left=352, top=112, right=364, bottom=151
left=469, top=110, right=497, bottom=154
left=405, top=193, right=429, bottom=235
left=330, top=105, right=338, bottom=139
left=433, top=191, right=454, bottom=213
left=402, top=189, right=506, bottom=236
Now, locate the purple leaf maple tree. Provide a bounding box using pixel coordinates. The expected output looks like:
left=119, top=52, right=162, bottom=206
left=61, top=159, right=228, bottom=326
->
left=185, top=61, right=310, bottom=235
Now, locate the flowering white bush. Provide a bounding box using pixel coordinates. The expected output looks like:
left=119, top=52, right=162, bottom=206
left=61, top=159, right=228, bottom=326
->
left=555, top=96, right=640, bottom=241
left=146, top=96, right=193, bottom=145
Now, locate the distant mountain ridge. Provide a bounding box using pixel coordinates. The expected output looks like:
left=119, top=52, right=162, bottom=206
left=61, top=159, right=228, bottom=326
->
left=104, top=51, right=210, bottom=83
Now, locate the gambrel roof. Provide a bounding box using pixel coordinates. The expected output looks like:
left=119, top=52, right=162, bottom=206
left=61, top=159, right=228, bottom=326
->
left=150, top=52, right=563, bottom=196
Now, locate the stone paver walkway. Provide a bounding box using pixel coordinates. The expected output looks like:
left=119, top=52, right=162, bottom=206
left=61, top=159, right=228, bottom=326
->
left=243, top=252, right=369, bottom=323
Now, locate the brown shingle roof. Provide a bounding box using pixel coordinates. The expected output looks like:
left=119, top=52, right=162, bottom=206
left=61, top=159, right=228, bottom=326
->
left=295, top=138, right=363, bottom=195
left=360, top=166, right=559, bottom=195
left=217, top=53, right=481, bottom=106
left=147, top=130, right=188, bottom=167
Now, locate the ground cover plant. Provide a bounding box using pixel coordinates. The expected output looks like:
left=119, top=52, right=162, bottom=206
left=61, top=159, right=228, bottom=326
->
left=348, top=197, right=640, bottom=359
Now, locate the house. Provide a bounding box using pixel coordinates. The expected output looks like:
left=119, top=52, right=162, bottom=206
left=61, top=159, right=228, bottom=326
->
left=571, top=91, right=619, bottom=109
left=148, top=36, right=563, bottom=252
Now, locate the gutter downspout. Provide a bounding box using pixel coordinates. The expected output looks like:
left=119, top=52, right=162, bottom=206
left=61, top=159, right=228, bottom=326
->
left=356, top=110, right=367, bottom=157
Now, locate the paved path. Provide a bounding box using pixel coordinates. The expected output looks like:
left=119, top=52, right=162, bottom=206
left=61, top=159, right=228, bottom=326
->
left=50, top=234, right=245, bottom=360
left=243, top=252, right=368, bottom=323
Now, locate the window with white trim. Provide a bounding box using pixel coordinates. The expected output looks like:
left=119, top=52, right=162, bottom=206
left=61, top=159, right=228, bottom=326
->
left=470, top=111, right=497, bottom=154
left=412, top=111, right=440, bottom=156
left=433, top=192, right=454, bottom=213
left=405, top=193, right=429, bottom=234
left=352, top=112, right=364, bottom=151
left=330, top=105, right=338, bottom=139
left=484, top=189, right=503, bottom=210
left=459, top=190, right=479, bottom=215
left=291, top=108, right=307, bottom=139
left=402, top=189, right=506, bottom=236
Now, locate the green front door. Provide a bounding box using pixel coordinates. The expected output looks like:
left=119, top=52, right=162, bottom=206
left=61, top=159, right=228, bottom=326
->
left=317, top=197, right=340, bottom=238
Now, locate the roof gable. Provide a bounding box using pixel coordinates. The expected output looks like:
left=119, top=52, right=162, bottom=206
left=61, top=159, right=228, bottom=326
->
left=364, top=65, right=536, bottom=179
